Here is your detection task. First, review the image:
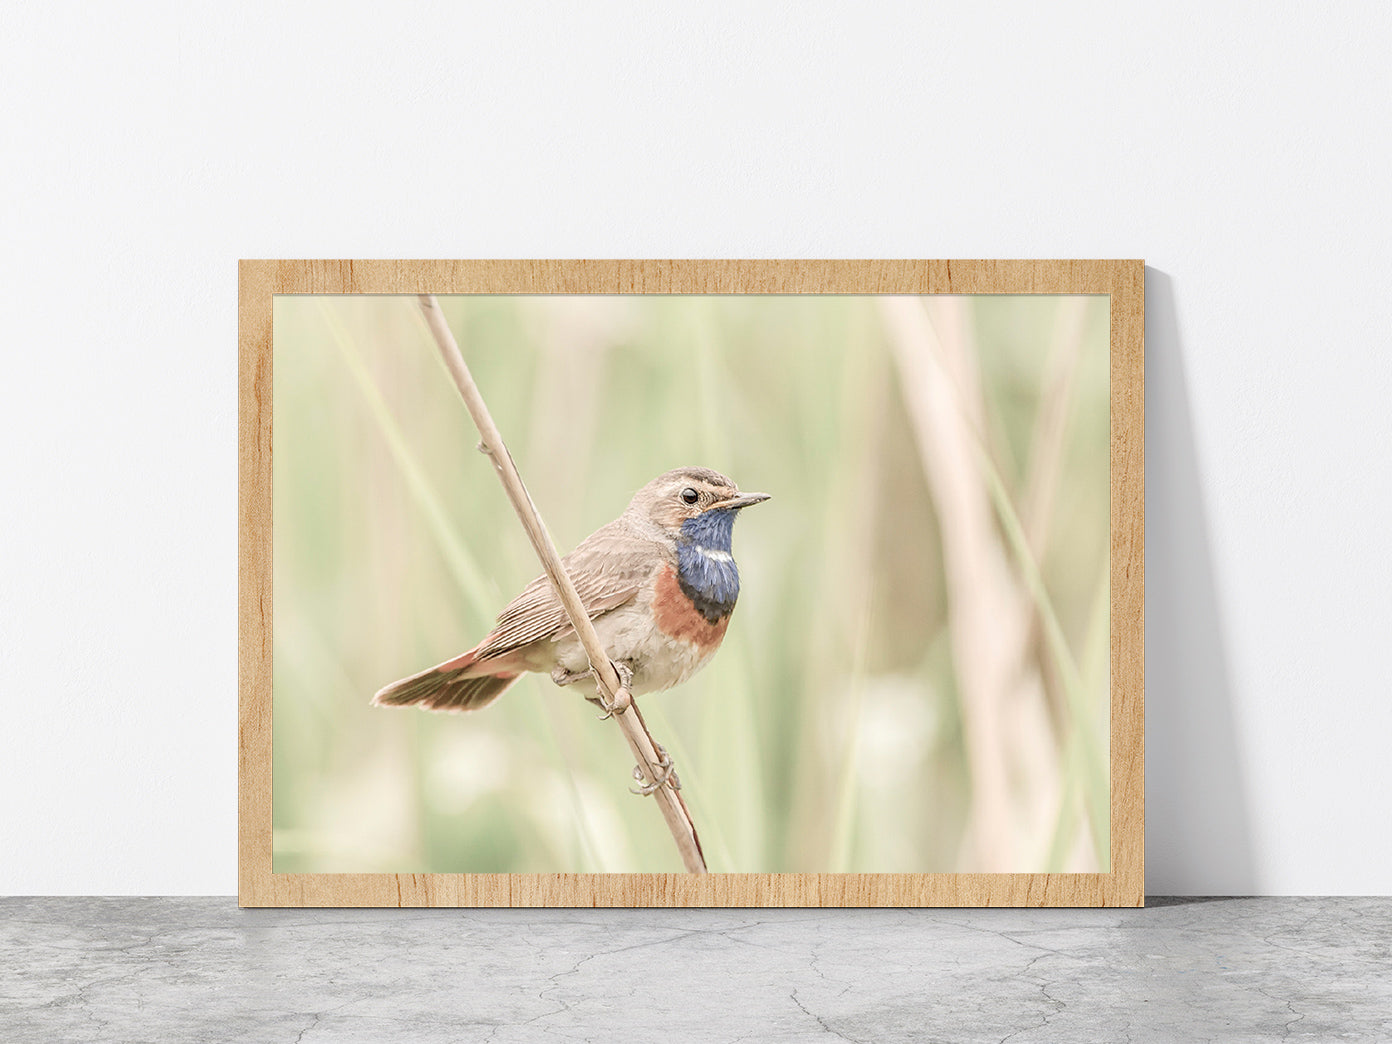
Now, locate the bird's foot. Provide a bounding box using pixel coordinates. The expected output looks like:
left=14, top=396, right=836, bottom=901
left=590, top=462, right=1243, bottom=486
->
left=593, top=660, right=634, bottom=720
left=552, top=665, right=588, bottom=687
left=630, top=743, right=681, bottom=796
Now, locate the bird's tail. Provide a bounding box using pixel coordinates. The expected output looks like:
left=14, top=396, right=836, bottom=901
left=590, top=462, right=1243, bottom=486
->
left=372, top=649, right=522, bottom=713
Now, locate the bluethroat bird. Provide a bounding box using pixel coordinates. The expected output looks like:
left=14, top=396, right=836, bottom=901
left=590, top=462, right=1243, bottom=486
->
left=373, top=467, right=770, bottom=713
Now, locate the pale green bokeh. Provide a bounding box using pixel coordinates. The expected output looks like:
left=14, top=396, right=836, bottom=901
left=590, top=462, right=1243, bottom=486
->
left=272, top=294, right=1110, bottom=874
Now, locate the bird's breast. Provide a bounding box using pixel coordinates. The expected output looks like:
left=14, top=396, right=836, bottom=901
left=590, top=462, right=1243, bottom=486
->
left=652, top=562, right=732, bottom=652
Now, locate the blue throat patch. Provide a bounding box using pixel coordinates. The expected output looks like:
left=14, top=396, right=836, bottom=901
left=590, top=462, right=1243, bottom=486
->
left=676, top=509, right=742, bottom=622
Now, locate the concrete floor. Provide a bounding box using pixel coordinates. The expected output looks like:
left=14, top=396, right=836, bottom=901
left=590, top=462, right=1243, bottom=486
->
left=1, top=897, right=1389, bottom=1042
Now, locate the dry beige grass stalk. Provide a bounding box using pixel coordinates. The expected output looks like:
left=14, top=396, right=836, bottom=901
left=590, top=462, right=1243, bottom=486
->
left=880, top=296, right=1069, bottom=872
left=415, top=294, right=707, bottom=874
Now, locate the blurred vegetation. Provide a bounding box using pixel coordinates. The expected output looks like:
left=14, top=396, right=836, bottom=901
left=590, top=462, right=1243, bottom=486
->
left=272, top=293, right=1110, bottom=874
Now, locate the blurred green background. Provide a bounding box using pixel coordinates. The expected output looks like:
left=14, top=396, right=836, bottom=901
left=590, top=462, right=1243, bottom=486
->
left=272, top=293, right=1110, bottom=874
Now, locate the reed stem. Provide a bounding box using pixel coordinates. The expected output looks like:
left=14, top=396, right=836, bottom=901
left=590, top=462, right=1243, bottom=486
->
left=416, top=294, right=707, bottom=874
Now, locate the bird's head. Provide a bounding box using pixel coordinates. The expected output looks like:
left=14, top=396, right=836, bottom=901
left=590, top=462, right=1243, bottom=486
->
left=629, top=467, right=770, bottom=546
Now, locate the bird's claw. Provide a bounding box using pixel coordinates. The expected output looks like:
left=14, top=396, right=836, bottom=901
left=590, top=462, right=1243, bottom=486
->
left=630, top=743, right=680, bottom=796
left=594, top=661, right=634, bottom=719
left=613, top=660, right=634, bottom=691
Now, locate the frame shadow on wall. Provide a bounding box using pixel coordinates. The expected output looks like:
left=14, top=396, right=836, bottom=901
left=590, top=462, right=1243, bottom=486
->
left=1145, top=268, right=1256, bottom=894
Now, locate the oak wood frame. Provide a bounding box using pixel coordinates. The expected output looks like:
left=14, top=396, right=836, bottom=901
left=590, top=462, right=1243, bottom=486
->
left=239, top=259, right=1144, bottom=907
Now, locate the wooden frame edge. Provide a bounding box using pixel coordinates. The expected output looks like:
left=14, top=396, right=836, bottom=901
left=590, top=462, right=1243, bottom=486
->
left=238, top=259, right=1144, bottom=907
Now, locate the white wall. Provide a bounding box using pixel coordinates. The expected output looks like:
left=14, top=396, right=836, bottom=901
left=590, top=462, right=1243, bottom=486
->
left=2, top=2, right=1387, bottom=895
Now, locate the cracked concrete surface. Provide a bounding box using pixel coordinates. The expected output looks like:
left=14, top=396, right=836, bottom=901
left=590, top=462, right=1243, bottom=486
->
left=2, top=897, right=1389, bottom=1042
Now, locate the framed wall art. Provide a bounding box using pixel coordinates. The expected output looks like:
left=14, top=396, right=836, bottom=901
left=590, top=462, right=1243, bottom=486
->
left=239, top=260, right=1144, bottom=906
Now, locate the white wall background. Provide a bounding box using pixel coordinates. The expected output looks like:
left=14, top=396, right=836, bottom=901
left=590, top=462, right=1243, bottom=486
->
left=1, top=2, right=1387, bottom=896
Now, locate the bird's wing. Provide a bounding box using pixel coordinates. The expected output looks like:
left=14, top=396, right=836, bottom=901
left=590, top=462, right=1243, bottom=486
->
left=474, top=521, right=661, bottom=660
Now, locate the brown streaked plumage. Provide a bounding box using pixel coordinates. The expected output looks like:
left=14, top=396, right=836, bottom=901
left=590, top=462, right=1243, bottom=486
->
left=373, top=467, right=769, bottom=713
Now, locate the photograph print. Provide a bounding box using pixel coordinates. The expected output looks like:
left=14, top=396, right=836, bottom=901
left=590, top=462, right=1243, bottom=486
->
left=270, top=291, right=1111, bottom=876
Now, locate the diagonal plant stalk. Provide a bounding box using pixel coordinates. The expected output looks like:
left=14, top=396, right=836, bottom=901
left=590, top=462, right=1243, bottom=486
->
left=642, top=701, right=739, bottom=873
left=983, top=457, right=1109, bottom=868
left=1045, top=555, right=1112, bottom=871
left=415, top=294, right=707, bottom=874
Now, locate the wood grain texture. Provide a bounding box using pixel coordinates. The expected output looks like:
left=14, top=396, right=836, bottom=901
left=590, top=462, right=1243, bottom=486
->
left=238, top=259, right=1144, bottom=908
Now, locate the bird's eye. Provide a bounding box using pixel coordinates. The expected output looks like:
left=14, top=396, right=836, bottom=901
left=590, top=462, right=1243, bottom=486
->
left=681, top=487, right=699, bottom=505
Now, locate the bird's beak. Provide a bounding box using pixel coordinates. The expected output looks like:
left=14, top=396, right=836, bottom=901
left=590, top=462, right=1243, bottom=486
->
left=717, top=491, right=771, bottom=511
